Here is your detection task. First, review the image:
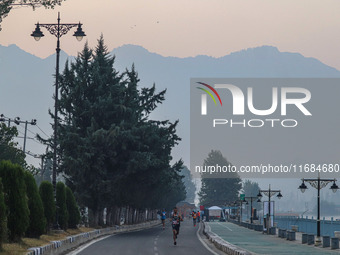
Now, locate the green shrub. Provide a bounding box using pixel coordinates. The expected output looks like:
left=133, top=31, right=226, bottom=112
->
left=24, top=171, right=47, bottom=237
left=0, top=178, right=7, bottom=248
left=0, top=161, right=29, bottom=241
left=66, top=187, right=80, bottom=228
left=56, top=182, right=68, bottom=230
left=39, top=181, right=55, bottom=230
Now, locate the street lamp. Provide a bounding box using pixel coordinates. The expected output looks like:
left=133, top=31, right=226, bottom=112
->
left=31, top=12, right=86, bottom=192
left=235, top=199, right=247, bottom=223
left=244, top=196, right=259, bottom=223
left=257, top=184, right=282, bottom=233
left=298, top=175, right=338, bottom=245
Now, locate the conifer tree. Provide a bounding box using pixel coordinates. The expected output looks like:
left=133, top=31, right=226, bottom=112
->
left=24, top=171, right=46, bottom=237
left=0, top=161, right=29, bottom=241
left=39, top=181, right=55, bottom=230
left=0, top=178, right=7, bottom=247
left=65, top=187, right=80, bottom=228
left=56, top=182, right=68, bottom=230
left=199, top=150, right=242, bottom=206
left=56, top=36, right=186, bottom=226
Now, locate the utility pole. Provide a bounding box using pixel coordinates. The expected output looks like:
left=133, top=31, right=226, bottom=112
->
left=13, top=117, right=37, bottom=153
left=0, top=115, right=37, bottom=153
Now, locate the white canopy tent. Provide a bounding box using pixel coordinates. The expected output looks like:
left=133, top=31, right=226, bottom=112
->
left=208, top=206, right=223, bottom=217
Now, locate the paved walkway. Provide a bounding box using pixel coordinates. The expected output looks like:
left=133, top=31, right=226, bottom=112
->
left=207, top=221, right=340, bottom=255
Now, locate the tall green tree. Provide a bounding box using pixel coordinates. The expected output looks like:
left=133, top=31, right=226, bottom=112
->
left=65, top=187, right=80, bottom=228
left=0, top=161, right=29, bottom=241
left=39, top=181, right=55, bottom=230
left=56, top=182, right=68, bottom=230
left=56, top=37, right=185, bottom=226
left=199, top=150, right=242, bottom=206
left=242, top=180, right=261, bottom=211
left=0, top=123, right=26, bottom=166
left=180, top=166, right=196, bottom=203
left=0, top=178, right=7, bottom=248
left=24, top=171, right=46, bottom=237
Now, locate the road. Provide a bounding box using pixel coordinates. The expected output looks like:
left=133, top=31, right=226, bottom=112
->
left=70, top=220, right=223, bottom=255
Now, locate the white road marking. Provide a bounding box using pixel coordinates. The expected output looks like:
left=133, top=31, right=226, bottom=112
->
left=154, top=246, right=158, bottom=251
left=196, top=223, right=220, bottom=255
left=67, top=235, right=113, bottom=255
left=217, top=222, right=233, bottom=231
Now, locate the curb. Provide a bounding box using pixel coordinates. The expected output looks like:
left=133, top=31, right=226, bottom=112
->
left=203, top=222, right=254, bottom=255
left=27, top=220, right=160, bottom=255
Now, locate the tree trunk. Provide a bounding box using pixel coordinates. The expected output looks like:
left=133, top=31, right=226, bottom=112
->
left=89, top=208, right=99, bottom=227
left=106, top=207, right=112, bottom=227
left=125, top=206, right=129, bottom=225
left=98, top=208, right=104, bottom=227
left=116, top=207, right=121, bottom=225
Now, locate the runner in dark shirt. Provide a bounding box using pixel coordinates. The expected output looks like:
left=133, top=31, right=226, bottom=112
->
left=171, top=207, right=182, bottom=245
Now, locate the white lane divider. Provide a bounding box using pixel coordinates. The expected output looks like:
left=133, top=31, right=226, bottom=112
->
left=217, top=222, right=233, bottom=231
left=154, top=233, right=160, bottom=255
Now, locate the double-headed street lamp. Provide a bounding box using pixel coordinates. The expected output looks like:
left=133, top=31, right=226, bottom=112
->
left=298, top=174, right=339, bottom=245
left=257, top=185, right=282, bottom=232
left=31, top=12, right=86, bottom=192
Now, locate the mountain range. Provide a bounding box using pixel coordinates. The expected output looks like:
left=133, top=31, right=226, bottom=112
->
left=1, top=43, right=340, bottom=167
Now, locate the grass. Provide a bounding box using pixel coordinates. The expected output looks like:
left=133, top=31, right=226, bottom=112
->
left=0, top=227, right=94, bottom=255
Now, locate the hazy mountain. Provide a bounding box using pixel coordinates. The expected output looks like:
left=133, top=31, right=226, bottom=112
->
left=1, top=43, right=340, bottom=168
left=110, top=44, right=340, bottom=168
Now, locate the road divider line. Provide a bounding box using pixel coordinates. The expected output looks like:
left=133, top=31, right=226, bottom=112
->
left=217, top=222, right=233, bottom=231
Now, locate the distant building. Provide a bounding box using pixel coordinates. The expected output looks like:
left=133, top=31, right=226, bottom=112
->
left=176, top=201, right=196, bottom=218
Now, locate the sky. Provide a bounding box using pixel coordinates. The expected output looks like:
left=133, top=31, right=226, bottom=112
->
left=0, top=0, right=340, bottom=70
left=2, top=0, right=340, bottom=209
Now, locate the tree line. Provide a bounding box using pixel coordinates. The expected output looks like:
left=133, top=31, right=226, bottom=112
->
left=0, top=160, right=80, bottom=248
left=0, top=36, right=188, bottom=231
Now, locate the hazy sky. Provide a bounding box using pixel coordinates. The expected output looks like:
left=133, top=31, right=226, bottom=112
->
left=1, top=0, right=340, bottom=70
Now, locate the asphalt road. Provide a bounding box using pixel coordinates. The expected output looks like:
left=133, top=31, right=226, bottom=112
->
left=72, top=219, right=222, bottom=255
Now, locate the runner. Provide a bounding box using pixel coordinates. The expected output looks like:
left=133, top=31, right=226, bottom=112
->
left=197, top=210, right=201, bottom=223
left=171, top=207, right=182, bottom=245
left=161, top=209, right=166, bottom=229
left=192, top=210, right=197, bottom=226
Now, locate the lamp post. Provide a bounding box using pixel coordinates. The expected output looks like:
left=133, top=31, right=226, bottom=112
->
left=31, top=12, right=86, bottom=192
left=257, top=185, right=282, bottom=233
left=234, top=200, right=246, bottom=223
left=298, top=174, right=338, bottom=246
left=244, top=196, right=259, bottom=224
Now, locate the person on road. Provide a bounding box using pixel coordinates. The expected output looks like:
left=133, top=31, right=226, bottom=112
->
left=192, top=210, right=197, bottom=226
left=197, top=211, right=201, bottom=223
left=171, top=207, right=182, bottom=245
left=161, top=209, right=166, bottom=229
